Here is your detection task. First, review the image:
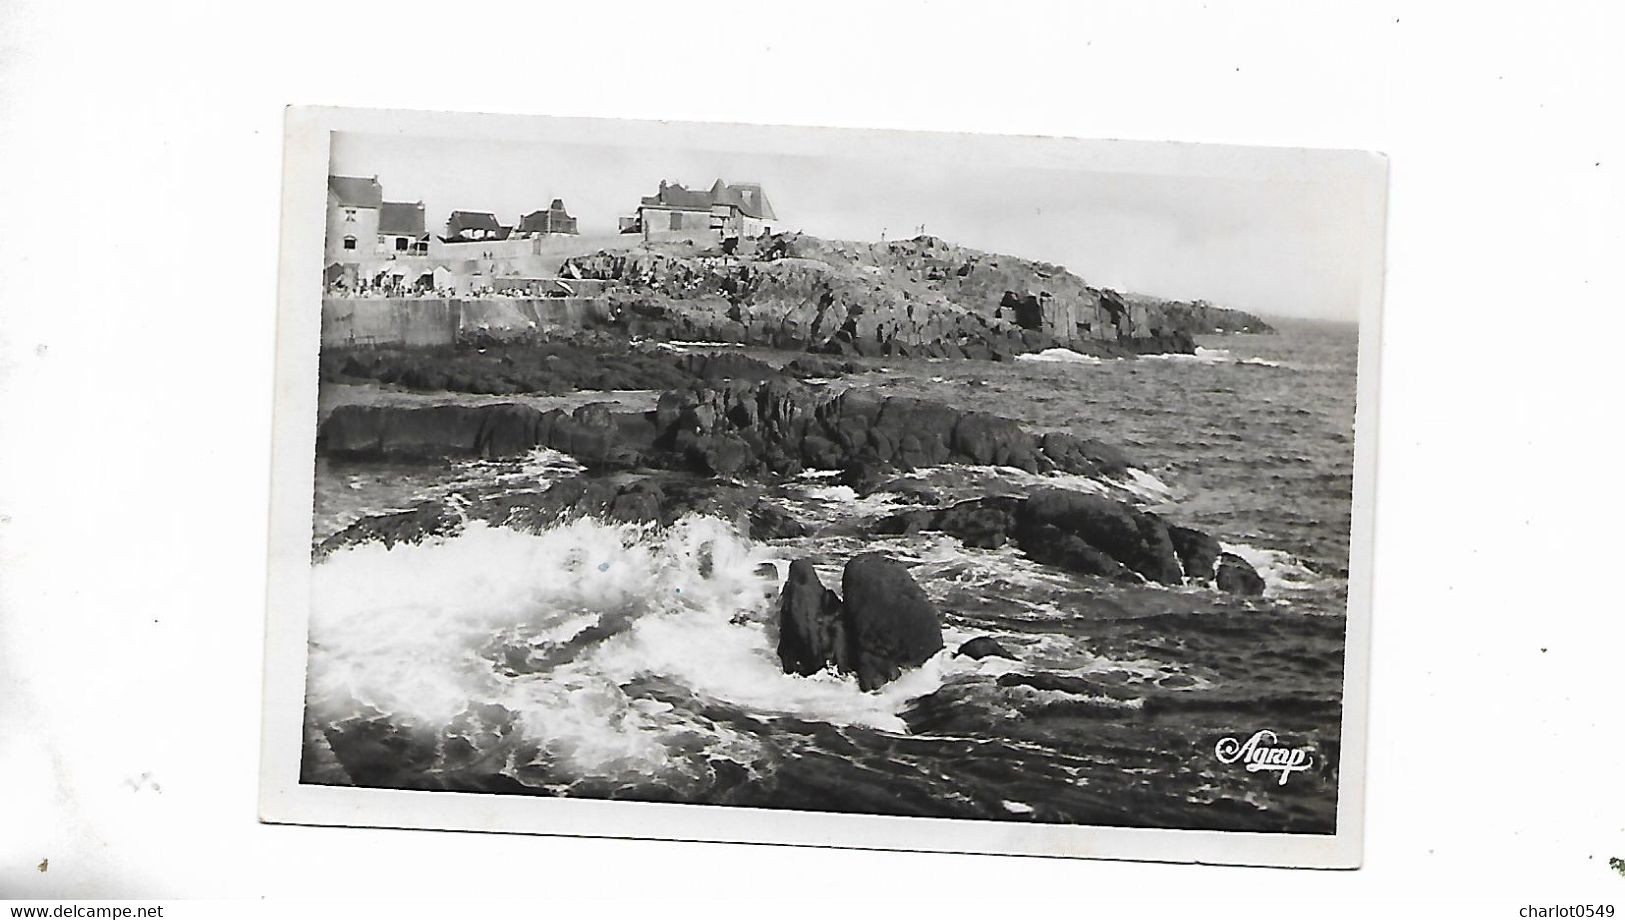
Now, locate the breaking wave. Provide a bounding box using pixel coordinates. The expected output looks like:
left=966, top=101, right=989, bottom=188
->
left=1015, top=348, right=1104, bottom=365
left=1140, top=346, right=1234, bottom=364
left=307, top=517, right=980, bottom=792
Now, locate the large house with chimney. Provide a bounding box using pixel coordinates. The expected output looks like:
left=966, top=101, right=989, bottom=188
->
left=623, top=179, right=777, bottom=241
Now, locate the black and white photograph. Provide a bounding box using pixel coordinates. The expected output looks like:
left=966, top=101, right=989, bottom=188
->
left=259, top=108, right=1382, bottom=866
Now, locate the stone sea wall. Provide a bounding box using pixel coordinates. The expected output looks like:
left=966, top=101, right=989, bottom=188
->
left=320, top=297, right=612, bottom=348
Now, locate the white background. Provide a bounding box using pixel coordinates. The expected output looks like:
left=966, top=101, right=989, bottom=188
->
left=1, top=0, right=1621, bottom=913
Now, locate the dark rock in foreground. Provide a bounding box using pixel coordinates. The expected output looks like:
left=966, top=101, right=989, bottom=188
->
left=777, top=560, right=846, bottom=677
left=841, top=554, right=947, bottom=690
left=775, top=553, right=945, bottom=691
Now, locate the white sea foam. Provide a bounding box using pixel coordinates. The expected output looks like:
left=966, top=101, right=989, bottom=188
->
left=1139, top=346, right=1234, bottom=364
left=790, top=483, right=913, bottom=523
left=1015, top=348, right=1103, bottom=365
left=523, top=445, right=588, bottom=476
left=308, top=517, right=969, bottom=788
left=653, top=340, right=748, bottom=353
left=1118, top=467, right=1178, bottom=503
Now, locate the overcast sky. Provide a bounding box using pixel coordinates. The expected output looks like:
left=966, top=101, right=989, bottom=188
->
left=331, top=127, right=1384, bottom=321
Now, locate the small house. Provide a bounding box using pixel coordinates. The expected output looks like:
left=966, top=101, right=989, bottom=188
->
left=515, top=199, right=579, bottom=237
left=445, top=210, right=511, bottom=242
left=378, top=201, right=430, bottom=255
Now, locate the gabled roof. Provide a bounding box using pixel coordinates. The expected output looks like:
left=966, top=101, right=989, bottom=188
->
left=447, top=210, right=503, bottom=235
left=640, top=179, right=776, bottom=220
left=329, top=176, right=383, bottom=209
left=379, top=201, right=426, bottom=236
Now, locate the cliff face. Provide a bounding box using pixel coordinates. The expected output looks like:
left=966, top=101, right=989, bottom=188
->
left=557, top=233, right=1272, bottom=358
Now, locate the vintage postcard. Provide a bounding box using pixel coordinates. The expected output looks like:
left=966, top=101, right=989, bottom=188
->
left=261, top=106, right=1385, bottom=867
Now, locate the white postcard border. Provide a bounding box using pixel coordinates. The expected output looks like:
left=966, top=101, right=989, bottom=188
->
left=259, top=105, right=1385, bottom=869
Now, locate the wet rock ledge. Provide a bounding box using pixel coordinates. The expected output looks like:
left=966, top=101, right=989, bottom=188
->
left=318, top=378, right=1133, bottom=480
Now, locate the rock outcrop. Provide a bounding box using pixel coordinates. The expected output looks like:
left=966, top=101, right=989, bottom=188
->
left=1018, top=489, right=1184, bottom=585
left=1215, top=552, right=1267, bottom=596
left=647, top=380, right=1131, bottom=478
left=319, top=337, right=809, bottom=399
left=879, top=489, right=1264, bottom=595
left=776, top=560, right=846, bottom=677
left=317, top=379, right=1136, bottom=483
left=557, top=233, right=1270, bottom=359
left=317, top=402, right=643, bottom=467
left=840, top=554, right=948, bottom=690
left=775, top=554, right=945, bottom=691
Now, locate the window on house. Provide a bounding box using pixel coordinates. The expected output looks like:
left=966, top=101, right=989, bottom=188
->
left=669, top=211, right=682, bottom=231
left=343, top=236, right=356, bottom=250
left=344, top=209, right=356, bottom=222
left=395, top=237, right=409, bottom=251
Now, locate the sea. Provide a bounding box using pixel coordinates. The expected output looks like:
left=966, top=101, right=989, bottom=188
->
left=302, top=318, right=1360, bottom=834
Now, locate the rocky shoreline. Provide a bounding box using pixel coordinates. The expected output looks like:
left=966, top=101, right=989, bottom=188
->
left=554, top=233, right=1274, bottom=360
left=315, top=364, right=1267, bottom=691
left=311, top=233, right=1284, bottom=693
left=319, top=232, right=1275, bottom=388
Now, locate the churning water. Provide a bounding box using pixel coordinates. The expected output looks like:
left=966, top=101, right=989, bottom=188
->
left=303, top=321, right=1358, bottom=833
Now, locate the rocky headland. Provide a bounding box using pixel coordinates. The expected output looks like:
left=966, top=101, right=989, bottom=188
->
left=321, top=232, right=1274, bottom=394
left=558, top=232, right=1272, bottom=359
